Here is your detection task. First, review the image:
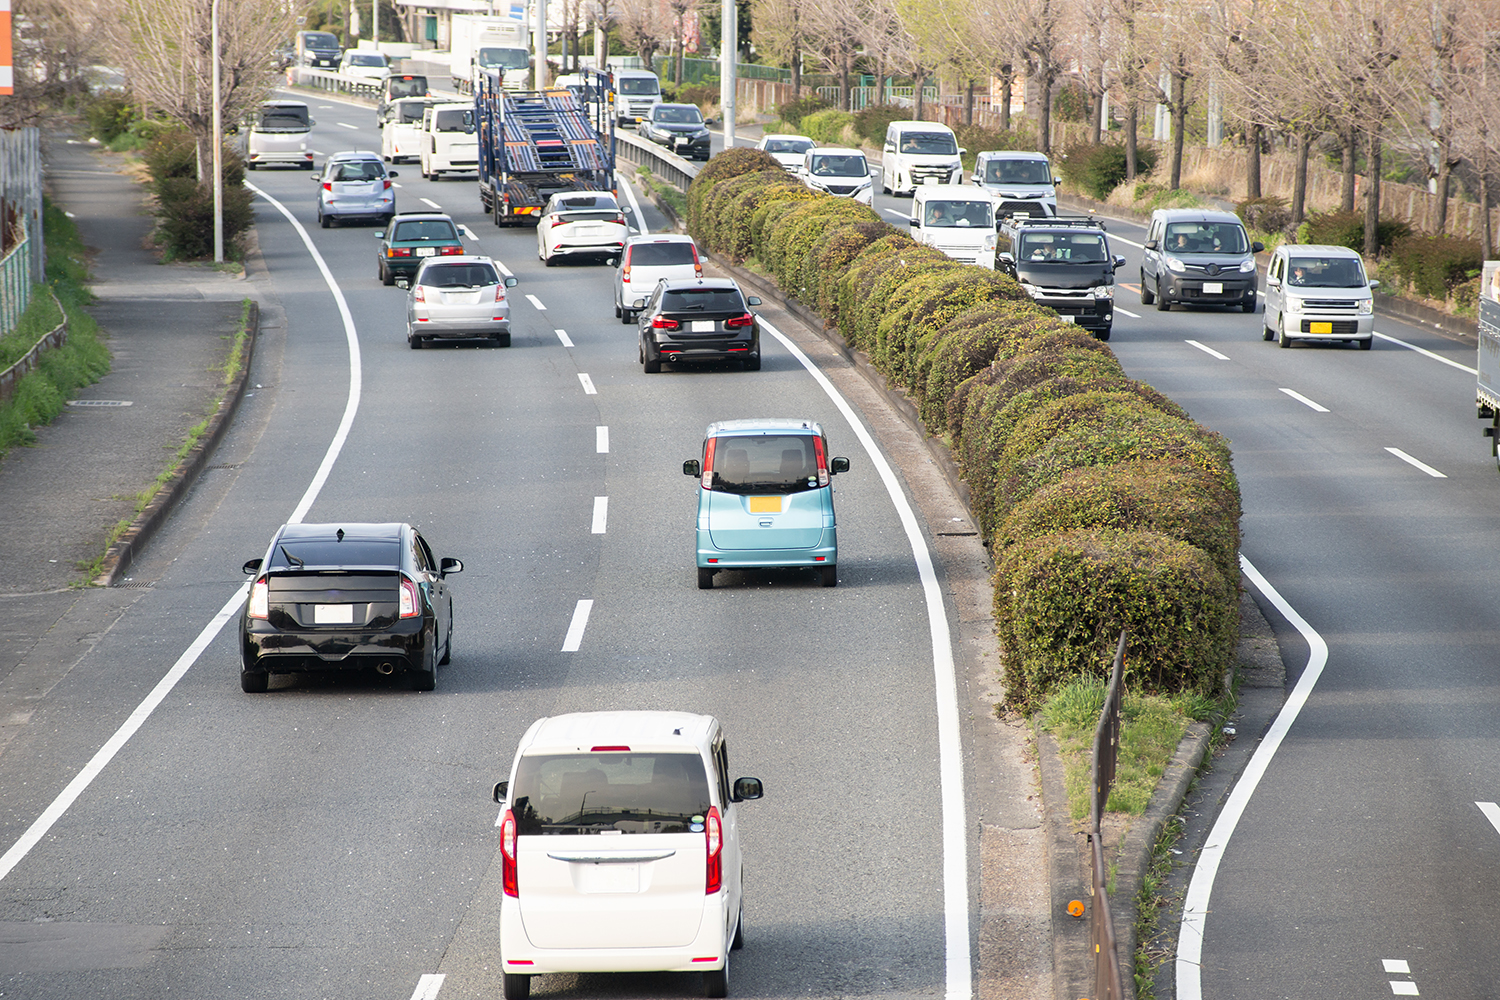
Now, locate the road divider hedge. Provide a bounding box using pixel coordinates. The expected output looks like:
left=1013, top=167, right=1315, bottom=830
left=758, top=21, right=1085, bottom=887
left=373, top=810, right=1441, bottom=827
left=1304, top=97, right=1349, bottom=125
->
left=686, top=150, right=1242, bottom=711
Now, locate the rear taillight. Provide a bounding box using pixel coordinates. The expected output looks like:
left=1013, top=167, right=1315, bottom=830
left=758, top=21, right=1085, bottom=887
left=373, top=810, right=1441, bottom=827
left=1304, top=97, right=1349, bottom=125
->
left=701, top=437, right=716, bottom=490
left=609, top=214, right=627, bottom=225
left=813, top=435, right=829, bottom=487
left=383, top=179, right=392, bottom=190
left=500, top=810, right=519, bottom=897
left=440, top=245, right=464, bottom=255
left=551, top=216, right=570, bottom=228
left=621, top=247, right=631, bottom=281
left=704, top=806, right=723, bottom=894
left=692, top=245, right=703, bottom=278
left=387, top=247, right=412, bottom=258
left=413, top=286, right=426, bottom=302
left=398, top=578, right=419, bottom=618
left=494, top=285, right=506, bottom=302
left=652, top=316, right=680, bottom=330
left=321, top=182, right=332, bottom=192
left=725, top=313, right=754, bottom=328
left=247, top=577, right=269, bottom=619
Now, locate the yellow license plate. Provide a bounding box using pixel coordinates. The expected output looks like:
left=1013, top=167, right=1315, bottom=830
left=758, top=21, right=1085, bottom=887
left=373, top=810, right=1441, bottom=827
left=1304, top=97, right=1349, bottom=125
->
left=1310, top=321, right=1333, bottom=334
left=748, top=496, right=781, bottom=513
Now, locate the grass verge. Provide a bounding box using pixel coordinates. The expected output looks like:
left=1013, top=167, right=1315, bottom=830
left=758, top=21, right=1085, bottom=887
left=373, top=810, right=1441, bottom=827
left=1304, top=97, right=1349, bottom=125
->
left=635, top=165, right=689, bottom=221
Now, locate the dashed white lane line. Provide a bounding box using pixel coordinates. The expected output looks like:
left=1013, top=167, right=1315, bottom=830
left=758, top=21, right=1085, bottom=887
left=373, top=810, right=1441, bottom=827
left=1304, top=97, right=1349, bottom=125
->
left=1115, top=307, right=1141, bottom=319
left=596, top=426, right=609, bottom=452
left=555, top=328, right=574, bottom=347
left=1186, top=339, right=1230, bottom=360
left=336, top=121, right=359, bottom=130
left=1385, top=447, right=1447, bottom=478
left=420, top=197, right=442, bottom=210
left=578, top=373, right=597, bottom=394
left=561, top=599, right=594, bottom=651
left=526, top=293, right=546, bottom=311
left=1279, top=387, right=1329, bottom=412
left=1390, top=981, right=1419, bottom=996
left=409, top=973, right=445, bottom=1000
left=495, top=260, right=515, bottom=278
left=1375, top=329, right=1476, bottom=374
left=592, top=497, right=608, bottom=534
left=1475, top=801, right=1500, bottom=835
left=459, top=224, right=477, bottom=240
left=881, top=207, right=907, bottom=219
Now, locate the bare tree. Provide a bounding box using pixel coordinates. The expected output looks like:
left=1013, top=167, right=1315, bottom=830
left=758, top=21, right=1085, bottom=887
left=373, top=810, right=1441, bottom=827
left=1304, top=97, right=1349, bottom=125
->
left=615, top=0, right=670, bottom=70
left=749, top=0, right=808, bottom=95
left=3, top=0, right=106, bottom=127
left=802, top=0, right=864, bottom=109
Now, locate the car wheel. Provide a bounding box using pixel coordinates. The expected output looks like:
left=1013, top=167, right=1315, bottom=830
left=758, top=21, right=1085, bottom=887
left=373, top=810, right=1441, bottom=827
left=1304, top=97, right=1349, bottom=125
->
left=1359, top=336, right=1373, bottom=350
left=1241, top=295, right=1257, bottom=314
left=703, top=953, right=728, bottom=999
left=319, top=211, right=330, bottom=229
left=240, top=670, right=268, bottom=693
left=501, top=973, right=531, bottom=1000
left=1263, top=317, right=1275, bottom=341
left=494, top=332, right=511, bottom=347
left=643, top=354, right=661, bottom=373
left=412, top=646, right=437, bottom=691
left=1138, top=273, right=1154, bottom=305
left=1155, top=279, right=1171, bottom=311
left=731, top=901, right=744, bottom=950
left=1095, top=327, right=1111, bottom=342
left=246, top=161, right=258, bottom=171
left=698, top=567, right=714, bottom=590
left=621, top=309, right=634, bottom=325
left=543, top=252, right=556, bottom=267
left=820, top=565, right=837, bottom=588
left=382, top=264, right=396, bottom=287
left=743, top=351, right=761, bottom=371
left=409, top=333, right=423, bottom=349
left=614, top=301, right=621, bottom=318
left=1278, top=318, right=1292, bottom=348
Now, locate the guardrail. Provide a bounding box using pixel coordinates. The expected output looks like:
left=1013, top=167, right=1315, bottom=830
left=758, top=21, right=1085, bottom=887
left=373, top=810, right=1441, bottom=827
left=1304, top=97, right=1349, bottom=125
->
left=0, top=287, right=65, bottom=405
left=1086, top=632, right=1128, bottom=1000
left=614, top=129, right=699, bottom=194
left=287, top=66, right=382, bottom=99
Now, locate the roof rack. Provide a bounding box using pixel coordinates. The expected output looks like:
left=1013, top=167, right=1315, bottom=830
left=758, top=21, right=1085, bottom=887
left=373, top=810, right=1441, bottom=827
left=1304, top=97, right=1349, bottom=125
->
left=1005, top=214, right=1106, bottom=230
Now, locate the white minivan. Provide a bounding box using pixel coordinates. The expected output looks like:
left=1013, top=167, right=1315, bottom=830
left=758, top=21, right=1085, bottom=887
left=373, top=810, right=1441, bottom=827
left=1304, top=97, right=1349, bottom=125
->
left=1262, top=244, right=1379, bottom=349
left=971, top=150, right=1058, bottom=218
left=881, top=121, right=964, bottom=196
left=909, top=184, right=996, bottom=268
left=419, top=102, right=478, bottom=179
left=493, top=711, right=763, bottom=1000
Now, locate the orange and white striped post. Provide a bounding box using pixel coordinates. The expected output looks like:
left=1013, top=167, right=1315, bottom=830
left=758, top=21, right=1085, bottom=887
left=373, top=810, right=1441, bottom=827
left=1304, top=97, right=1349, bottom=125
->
left=0, top=0, right=12, bottom=96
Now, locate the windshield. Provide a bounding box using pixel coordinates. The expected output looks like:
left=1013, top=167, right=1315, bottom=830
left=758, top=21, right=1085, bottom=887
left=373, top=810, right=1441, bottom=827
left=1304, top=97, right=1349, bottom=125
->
left=923, top=200, right=992, bottom=227
left=809, top=154, right=867, bottom=177
left=348, top=53, right=386, bottom=66
left=418, top=263, right=498, bottom=288
left=984, top=159, right=1051, bottom=185
left=1163, top=222, right=1249, bottom=255
left=764, top=138, right=813, bottom=155
left=392, top=220, right=459, bottom=242
left=512, top=753, right=711, bottom=835
left=654, top=106, right=703, bottom=124
left=1288, top=256, right=1368, bottom=288
left=710, top=434, right=822, bottom=495
left=303, top=33, right=338, bottom=50
left=1019, top=232, right=1108, bottom=262
left=619, top=77, right=660, bottom=96
left=897, top=132, right=957, bottom=155
left=433, top=109, right=472, bottom=132
left=478, top=47, right=530, bottom=70
left=268, top=539, right=397, bottom=570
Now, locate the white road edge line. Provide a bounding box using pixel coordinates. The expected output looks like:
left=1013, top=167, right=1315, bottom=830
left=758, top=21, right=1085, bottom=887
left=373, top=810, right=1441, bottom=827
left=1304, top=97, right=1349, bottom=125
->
left=1279, top=387, right=1329, bottom=412
left=1374, top=329, right=1477, bottom=374
left=1477, top=802, right=1500, bottom=836
left=596, top=426, right=609, bottom=453
left=336, top=121, right=359, bottom=129
left=561, top=599, right=594, bottom=651
left=1385, top=447, right=1447, bottom=478
left=578, top=373, right=597, bottom=395
left=614, top=169, right=649, bottom=237
left=592, top=497, right=608, bottom=534
left=526, top=293, right=546, bottom=311
left=0, top=182, right=363, bottom=885
left=555, top=329, right=574, bottom=347
left=758, top=317, right=971, bottom=1000
left=1186, top=339, right=1230, bottom=361
left=1176, top=554, right=1329, bottom=1000
left=410, top=973, right=445, bottom=1000
left=1116, top=307, right=1141, bottom=319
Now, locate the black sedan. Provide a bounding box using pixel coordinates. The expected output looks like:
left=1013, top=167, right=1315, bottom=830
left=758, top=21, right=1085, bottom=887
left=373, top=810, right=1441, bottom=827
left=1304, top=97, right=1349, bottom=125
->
left=638, top=104, right=712, bottom=161
left=239, top=522, right=462, bottom=693
left=634, top=277, right=763, bottom=372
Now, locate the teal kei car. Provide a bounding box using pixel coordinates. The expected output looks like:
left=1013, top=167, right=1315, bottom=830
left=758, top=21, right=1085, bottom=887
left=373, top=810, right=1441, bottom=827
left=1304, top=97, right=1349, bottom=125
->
left=683, top=419, right=850, bottom=589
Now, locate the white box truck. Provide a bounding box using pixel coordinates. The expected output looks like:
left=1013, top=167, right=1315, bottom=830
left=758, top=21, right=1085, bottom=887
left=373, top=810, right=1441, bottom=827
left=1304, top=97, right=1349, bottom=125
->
left=450, top=15, right=531, bottom=94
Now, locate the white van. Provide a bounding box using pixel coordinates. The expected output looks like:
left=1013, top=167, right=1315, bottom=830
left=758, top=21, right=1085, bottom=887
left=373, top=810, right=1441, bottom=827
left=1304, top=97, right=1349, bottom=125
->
left=242, top=101, right=315, bottom=170
left=881, top=121, right=964, bottom=196
left=492, top=710, right=763, bottom=1000
left=419, top=102, right=478, bottom=179
left=910, top=184, right=996, bottom=268
left=381, top=97, right=436, bottom=164
left=614, top=68, right=662, bottom=125
left=799, top=147, right=873, bottom=205
left=1263, top=244, right=1379, bottom=349
left=972, top=150, right=1058, bottom=218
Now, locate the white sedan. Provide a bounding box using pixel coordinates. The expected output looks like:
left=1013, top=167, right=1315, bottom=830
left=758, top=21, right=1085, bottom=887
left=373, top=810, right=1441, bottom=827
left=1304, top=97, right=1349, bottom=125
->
left=536, top=191, right=629, bottom=266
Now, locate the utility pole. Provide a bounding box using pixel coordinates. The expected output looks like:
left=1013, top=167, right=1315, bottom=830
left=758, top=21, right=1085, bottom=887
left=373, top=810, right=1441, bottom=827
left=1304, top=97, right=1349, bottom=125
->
left=212, top=0, right=223, bottom=263
left=719, top=0, right=735, bottom=147
left=533, top=0, right=547, bottom=89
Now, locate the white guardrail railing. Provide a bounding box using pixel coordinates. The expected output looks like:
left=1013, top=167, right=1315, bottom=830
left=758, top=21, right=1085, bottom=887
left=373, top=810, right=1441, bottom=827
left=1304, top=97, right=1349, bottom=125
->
left=287, top=66, right=384, bottom=98
left=614, top=129, right=699, bottom=194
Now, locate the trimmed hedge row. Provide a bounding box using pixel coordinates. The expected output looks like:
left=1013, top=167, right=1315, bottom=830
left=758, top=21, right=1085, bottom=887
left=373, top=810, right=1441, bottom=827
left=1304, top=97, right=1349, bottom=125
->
left=686, top=156, right=1242, bottom=709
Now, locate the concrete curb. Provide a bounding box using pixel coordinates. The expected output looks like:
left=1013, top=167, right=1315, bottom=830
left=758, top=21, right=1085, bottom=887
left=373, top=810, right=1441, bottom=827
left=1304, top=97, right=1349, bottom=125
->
left=94, top=300, right=259, bottom=587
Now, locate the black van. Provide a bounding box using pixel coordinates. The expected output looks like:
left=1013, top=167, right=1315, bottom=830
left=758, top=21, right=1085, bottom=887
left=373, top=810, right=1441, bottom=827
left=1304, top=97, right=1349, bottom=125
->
left=996, top=216, right=1127, bottom=341
left=295, top=30, right=341, bottom=68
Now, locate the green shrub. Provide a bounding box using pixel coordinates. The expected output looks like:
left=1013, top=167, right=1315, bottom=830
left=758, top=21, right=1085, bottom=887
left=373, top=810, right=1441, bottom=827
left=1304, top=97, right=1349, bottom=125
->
left=1052, top=81, right=1090, bottom=123
left=678, top=83, right=719, bottom=110
left=701, top=169, right=803, bottom=260
left=874, top=269, right=1022, bottom=393
left=747, top=187, right=821, bottom=268
left=85, top=91, right=137, bottom=144
left=775, top=95, right=831, bottom=131
left=927, top=303, right=1058, bottom=433
left=778, top=202, right=884, bottom=301
left=842, top=244, right=956, bottom=354
left=686, top=146, right=780, bottom=234
left=143, top=128, right=254, bottom=261
left=994, top=529, right=1237, bottom=711
left=808, top=220, right=899, bottom=322
left=762, top=197, right=880, bottom=295
left=1236, top=195, right=1291, bottom=236
left=1298, top=209, right=1410, bottom=254
left=800, top=108, right=856, bottom=144
left=1058, top=142, right=1158, bottom=201
left=835, top=234, right=921, bottom=349
left=1385, top=233, right=1483, bottom=300
left=853, top=105, right=909, bottom=145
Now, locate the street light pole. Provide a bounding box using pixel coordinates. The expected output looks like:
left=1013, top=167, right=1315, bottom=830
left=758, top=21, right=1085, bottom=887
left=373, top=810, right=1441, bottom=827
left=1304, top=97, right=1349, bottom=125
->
left=720, top=0, right=735, bottom=148
left=212, top=0, right=223, bottom=263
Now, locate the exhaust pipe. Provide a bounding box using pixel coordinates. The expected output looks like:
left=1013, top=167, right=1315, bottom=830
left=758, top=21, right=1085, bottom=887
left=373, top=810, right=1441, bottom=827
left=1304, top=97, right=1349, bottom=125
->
left=376, top=662, right=395, bottom=676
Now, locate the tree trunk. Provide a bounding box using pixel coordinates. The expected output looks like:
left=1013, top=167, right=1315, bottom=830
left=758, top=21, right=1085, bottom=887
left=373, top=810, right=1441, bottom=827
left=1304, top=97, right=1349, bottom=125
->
left=791, top=49, right=801, bottom=98
left=998, top=63, right=1012, bottom=130
left=1291, top=130, right=1311, bottom=227
left=1089, top=62, right=1103, bottom=145
left=1036, top=57, right=1053, bottom=155
left=1125, top=103, right=1138, bottom=180
left=1480, top=160, right=1494, bottom=257
left=1433, top=139, right=1453, bottom=234
left=839, top=52, right=851, bottom=112
left=1168, top=67, right=1186, bottom=190
left=1341, top=123, right=1357, bottom=212
left=1364, top=126, right=1382, bottom=258
left=913, top=66, right=926, bottom=120
left=966, top=80, right=973, bottom=126
left=1246, top=122, right=1261, bottom=199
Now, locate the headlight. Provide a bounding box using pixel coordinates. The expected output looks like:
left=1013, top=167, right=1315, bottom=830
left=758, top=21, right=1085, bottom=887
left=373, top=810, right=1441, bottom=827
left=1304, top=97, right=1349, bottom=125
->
left=1238, top=258, right=1256, bottom=273
left=1019, top=281, right=1045, bottom=300
left=983, top=234, right=997, bottom=251
left=1165, top=256, right=1186, bottom=273
left=1093, top=285, right=1114, bottom=300
left=1286, top=297, right=1305, bottom=313
left=1357, top=298, right=1373, bottom=315
left=853, top=179, right=872, bottom=192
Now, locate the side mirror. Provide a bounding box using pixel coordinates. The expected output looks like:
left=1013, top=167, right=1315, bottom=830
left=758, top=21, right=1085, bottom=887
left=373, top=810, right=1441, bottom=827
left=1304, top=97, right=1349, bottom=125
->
left=440, top=557, right=463, bottom=576
left=493, top=780, right=508, bottom=803
left=605, top=257, right=618, bottom=268
left=958, top=146, right=968, bottom=155
left=1368, top=279, right=1381, bottom=289
left=308, top=119, right=317, bottom=127
left=504, top=276, right=518, bottom=288
left=909, top=218, right=919, bottom=228
left=830, top=456, right=850, bottom=475
left=683, top=459, right=701, bottom=477
left=1144, top=239, right=1159, bottom=251
left=1113, top=255, right=1127, bottom=270
left=242, top=557, right=263, bottom=575
left=1251, top=241, right=1265, bottom=253
left=632, top=297, right=646, bottom=309
left=313, top=173, right=323, bottom=181
left=374, top=230, right=385, bottom=239
left=732, top=777, right=764, bottom=802
left=1053, top=178, right=1060, bottom=188
left=388, top=170, right=400, bottom=178
left=998, top=252, right=1015, bottom=264
left=746, top=296, right=761, bottom=307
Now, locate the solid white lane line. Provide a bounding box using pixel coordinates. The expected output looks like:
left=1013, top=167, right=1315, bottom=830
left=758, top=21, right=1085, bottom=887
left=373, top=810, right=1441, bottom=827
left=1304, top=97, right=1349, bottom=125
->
left=578, top=373, right=597, bottom=395
left=561, top=599, right=594, bottom=651
left=526, top=293, right=546, bottom=311
left=1186, top=339, right=1230, bottom=360
left=596, top=426, right=609, bottom=452
left=1385, top=447, right=1447, bottom=478
left=495, top=260, right=514, bottom=278
left=336, top=121, right=359, bottom=130
left=421, top=197, right=442, bottom=210
left=1279, top=388, right=1329, bottom=412
left=881, top=207, right=907, bottom=219
left=1478, top=801, right=1500, bottom=836
left=1177, top=555, right=1329, bottom=1000
left=1374, top=329, right=1477, bottom=374
left=410, top=973, right=445, bottom=1000
left=555, top=329, right=574, bottom=347
left=592, top=497, right=608, bottom=534
left=758, top=317, right=970, bottom=1000
left=615, top=170, right=649, bottom=236
left=1116, top=307, right=1141, bottom=319
left=459, top=224, right=477, bottom=240
left=0, top=182, right=364, bottom=885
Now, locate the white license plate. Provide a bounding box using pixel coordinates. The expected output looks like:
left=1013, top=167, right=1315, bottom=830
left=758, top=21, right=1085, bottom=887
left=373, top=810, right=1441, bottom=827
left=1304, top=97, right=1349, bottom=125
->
left=1203, top=281, right=1223, bottom=294
left=691, top=320, right=715, bottom=332
left=416, top=246, right=436, bottom=256
left=314, top=604, right=354, bottom=624
left=1059, top=314, right=1075, bottom=324
left=576, top=226, right=604, bottom=234
left=577, top=863, right=640, bottom=893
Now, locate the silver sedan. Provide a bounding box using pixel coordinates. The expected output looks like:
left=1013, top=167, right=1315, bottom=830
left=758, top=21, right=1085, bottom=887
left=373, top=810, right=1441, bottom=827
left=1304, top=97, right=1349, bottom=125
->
left=401, top=256, right=519, bottom=349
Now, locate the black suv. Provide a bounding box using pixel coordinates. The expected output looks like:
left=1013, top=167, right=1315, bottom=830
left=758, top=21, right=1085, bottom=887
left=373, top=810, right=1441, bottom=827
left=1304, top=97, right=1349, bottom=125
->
left=638, top=104, right=712, bottom=161
left=995, top=216, right=1127, bottom=341
left=634, top=278, right=763, bottom=372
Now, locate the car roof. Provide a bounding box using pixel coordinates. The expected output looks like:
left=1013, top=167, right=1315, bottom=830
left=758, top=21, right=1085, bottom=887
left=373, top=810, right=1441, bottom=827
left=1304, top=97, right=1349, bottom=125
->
left=390, top=212, right=455, bottom=222
left=625, top=233, right=695, bottom=245
left=808, top=146, right=864, bottom=157
left=706, top=417, right=825, bottom=438
left=977, top=150, right=1047, bottom=160
left=914, top=183, right=985, bottom=198
left=414, top=254, right=496, bottom=271
left=1284, top=244, right=1361, bottom=257
left=275, top=521, right=406, bottom=542
left=760, top=134, right=813, bottom=144
left=654, top=102, right=699, bottom=111
left=658, top=277, right=739, bottom=292
left=519, top=711, right=717, bottom=754
left=328, top=149, right=381, bottom=161
left=889, top=120, right=953, bottom=133
left=262, top=100, right=309, bottom=110
left=1154, top=208, right=1242, bottom=223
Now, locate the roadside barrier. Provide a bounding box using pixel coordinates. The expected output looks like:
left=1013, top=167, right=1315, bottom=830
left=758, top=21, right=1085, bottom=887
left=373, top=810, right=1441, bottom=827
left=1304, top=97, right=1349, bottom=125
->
left=1085, top=633, right=1128, bottom=1000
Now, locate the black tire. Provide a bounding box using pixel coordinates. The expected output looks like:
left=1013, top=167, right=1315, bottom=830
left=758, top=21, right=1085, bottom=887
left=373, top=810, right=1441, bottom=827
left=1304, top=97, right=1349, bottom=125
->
left=1138, top=272, right=1154, bottom=305
left=382, top=264, right=396, bottom=287
left=240, top=670, right=268, bottom=693
left=643, top=352, right=661, bottom=373
left=438, top=616, right=452, bottom=666
left=1278, top=319, right=1292, bottom=348
left=704, top=953, right=728, bottom=999
left=621, top=310, right=634, bottom=325
left=820, top=565, right=837, bottom=588
left=1095, top=327, right=1111, bottom=342
left=543, top=254, right=556, bottom=267
left=502, top=973, right=531, bottom=1000
left=614, top=302, right=621, bottom=318
left=1241, top=295, right=1257, bottom=313
left=731, top=901, right=744, bottom=950
left=1359, top=336, right=1373, bottom=350
left=246, top=161, right=258, bottom=171
left=412, top=647, right=437, bottom=691
left=1263, top=320, right=1275, bottom=342
left=319, top=212, right=330, bottom=229
left=409, top=332, right=423, bottom=349
left=1155, top=279, right=1171, bottom=311
left=494, top=332, right=511, bottom=347
left=302, top=160, right=315, bottom=171
left=744, top=351, right=761, bottom=371
left=698, top=568, right=714, bottom=590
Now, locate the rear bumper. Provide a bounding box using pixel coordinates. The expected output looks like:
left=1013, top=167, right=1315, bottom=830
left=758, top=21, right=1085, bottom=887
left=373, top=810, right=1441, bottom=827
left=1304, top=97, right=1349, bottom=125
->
left=241, top=618, right=428, bottom=674
left=412, top=315, right=511, bottom=337
left=499, top=894, right=729, bottom=975
left=696, top=529, right=838, bottom=569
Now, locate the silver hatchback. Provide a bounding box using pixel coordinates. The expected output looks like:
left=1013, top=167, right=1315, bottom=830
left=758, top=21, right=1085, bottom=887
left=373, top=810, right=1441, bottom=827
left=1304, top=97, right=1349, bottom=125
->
left=315, top=151, right=397, bottom=228
left=402, top=256, right=519, bottom=349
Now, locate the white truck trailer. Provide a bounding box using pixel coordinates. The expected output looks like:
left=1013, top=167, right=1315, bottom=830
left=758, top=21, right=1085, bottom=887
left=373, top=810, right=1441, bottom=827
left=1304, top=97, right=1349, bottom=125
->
left=450, top=14, right=531, bottom=94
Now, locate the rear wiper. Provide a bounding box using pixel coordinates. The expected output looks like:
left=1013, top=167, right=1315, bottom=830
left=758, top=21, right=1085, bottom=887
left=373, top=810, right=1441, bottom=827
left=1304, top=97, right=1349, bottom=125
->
left=279, top=546, right=304, bottom=569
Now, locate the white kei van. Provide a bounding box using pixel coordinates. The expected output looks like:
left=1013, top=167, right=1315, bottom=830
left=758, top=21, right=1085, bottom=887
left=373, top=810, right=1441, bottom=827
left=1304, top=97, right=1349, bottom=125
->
left=419, top=102, right=478, bottom=179
left=614, top=68, right=662, bottom=125
left=910, top=184, right=997, bottom=268
left=881, top=121, right=964, bottom=196
left=1263, top=244, right=1379, bottom=349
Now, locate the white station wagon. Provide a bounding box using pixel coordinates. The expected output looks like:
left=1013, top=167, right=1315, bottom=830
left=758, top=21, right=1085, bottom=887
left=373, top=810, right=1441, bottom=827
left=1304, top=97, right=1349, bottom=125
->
left=493, top=711, right=764, bottom=999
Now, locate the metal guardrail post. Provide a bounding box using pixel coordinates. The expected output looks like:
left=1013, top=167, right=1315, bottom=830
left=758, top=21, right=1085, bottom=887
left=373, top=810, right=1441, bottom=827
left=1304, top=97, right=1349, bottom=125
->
left=1084, top=631, right=1127, bottom=1000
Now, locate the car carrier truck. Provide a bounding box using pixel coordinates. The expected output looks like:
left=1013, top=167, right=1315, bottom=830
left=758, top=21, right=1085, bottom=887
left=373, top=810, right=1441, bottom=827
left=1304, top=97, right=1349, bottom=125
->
left=1477, top=261, right=1500, bottom=462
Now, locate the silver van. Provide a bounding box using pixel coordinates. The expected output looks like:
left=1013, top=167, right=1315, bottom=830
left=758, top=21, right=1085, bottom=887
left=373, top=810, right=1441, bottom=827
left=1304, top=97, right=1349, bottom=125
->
left=1262, top=244, right=1379, bottom=349
left=1140, top=208, right=1263, bottom=313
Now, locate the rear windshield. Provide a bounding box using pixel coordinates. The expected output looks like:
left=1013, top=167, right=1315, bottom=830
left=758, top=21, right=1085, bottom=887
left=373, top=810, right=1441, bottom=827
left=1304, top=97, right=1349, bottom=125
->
left=661, top=288, right=745, bottom=314
left=1163, top=222, right=1249, bottom=255
left=395, top=101, right=432, bottom=123
left=418, top=263, right=498, bottom=287
left=710, top=434, right=821, bottom=494
left=331, top=160, right=384, bottom=182
left=512, top=753, right=711, bottom=835
left=1288, top=256, right=1368, bottom=288
left=387, top=76, right=427, bottom=99
left=267, top=540, right=398, bottom=570
left=558, top=210, right=621, bottom=222
left=619, top=77, right=660, bottom=96
left=897, top=132, right=957, bottom=155
left=392, top=219, right=459, bottom=241
left=629, top=242, right=696, bottom=266
left=433, top=109, right=472, bottom=132
left=1019, top=232, right=1108, bottom=262
left=984, top=159, right=1051, bottom=184
left=556, top=194, right=616, bottom=210
left=258, top=106, right=309, bottom=130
